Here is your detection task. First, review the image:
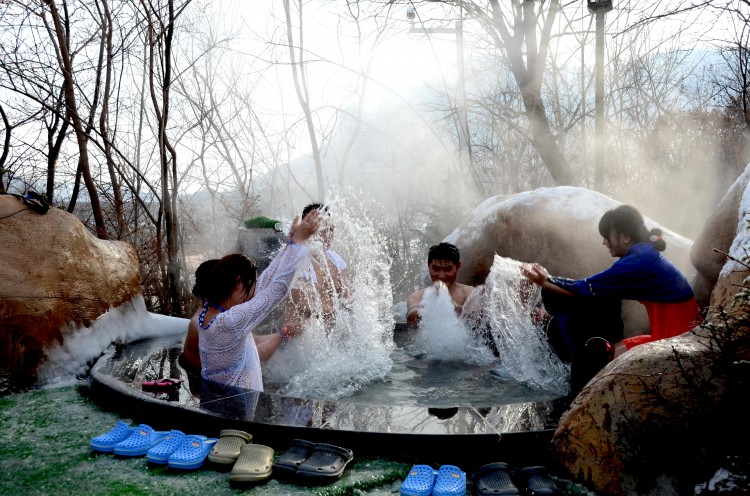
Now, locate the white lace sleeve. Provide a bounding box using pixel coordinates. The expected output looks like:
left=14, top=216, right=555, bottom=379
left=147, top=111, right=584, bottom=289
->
left=221, top=243, right=309, bottom=338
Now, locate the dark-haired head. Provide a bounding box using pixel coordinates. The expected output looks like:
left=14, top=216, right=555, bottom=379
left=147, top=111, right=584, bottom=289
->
left=598, top=205, right=666, bottom=251
left=203, top=254, right=258, bottom=306
left=428, top=242, right=461, bottom=264
left=302, top=203, right=329, bottom=219
left=303, top=202, right=334, bottom=246
left=192, top=259, right=219, bottom=299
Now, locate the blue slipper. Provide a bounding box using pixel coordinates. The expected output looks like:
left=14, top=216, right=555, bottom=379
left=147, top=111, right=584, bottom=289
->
left=90, top=421, right=136, bottom=453
left=113, top=424, right=169, bottom=457
left=146, top=430, right=186, bottom=465
left=400, top=464, right=437, bottom=496
left=432, top=465, right=466, bottom=496
left=167, top=435, right=218, bottom=470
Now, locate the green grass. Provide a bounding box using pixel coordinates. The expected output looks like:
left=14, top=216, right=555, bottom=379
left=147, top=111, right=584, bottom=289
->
left=0, top=384, right=594, bottom=496
left=0, top=384, right=410, bottom=496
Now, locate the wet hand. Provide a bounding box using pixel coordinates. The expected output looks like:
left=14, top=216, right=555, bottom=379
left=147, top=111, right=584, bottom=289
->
left=290, top=211, right=321, bottom=244
left=521, top=263, right=548, bottom=286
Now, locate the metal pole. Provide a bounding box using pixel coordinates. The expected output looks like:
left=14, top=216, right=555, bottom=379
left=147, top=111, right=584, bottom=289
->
left=594, top=11, right=606, bottom=191
left=456, top=20, right=473, bottom=184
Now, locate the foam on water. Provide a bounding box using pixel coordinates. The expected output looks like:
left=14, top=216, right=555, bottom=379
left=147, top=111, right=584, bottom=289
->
left=36, top=295, right=188, bottom=388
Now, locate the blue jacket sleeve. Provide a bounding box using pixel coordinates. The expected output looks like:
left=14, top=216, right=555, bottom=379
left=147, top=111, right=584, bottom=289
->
left=549, top=243, right=694, bottom=302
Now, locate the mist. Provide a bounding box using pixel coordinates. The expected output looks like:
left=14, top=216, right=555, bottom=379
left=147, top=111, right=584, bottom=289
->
left=2, top=0, right=747, bottom=314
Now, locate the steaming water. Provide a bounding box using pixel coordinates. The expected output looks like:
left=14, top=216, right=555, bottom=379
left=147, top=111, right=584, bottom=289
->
left=38, top=191, right=567, bottom=405
left=265, top=192, right=569, bottom=402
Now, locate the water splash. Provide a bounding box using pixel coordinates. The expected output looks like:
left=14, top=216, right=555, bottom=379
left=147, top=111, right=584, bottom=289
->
left=403, top=255, right=569, bottom=396
left=407, top=282, right=496, bottom=366
left=479, top=255, right=570, bottom=395
left=263, top=191, right=395, bottom=400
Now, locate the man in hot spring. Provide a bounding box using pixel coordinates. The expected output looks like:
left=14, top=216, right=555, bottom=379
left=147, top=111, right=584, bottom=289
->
left=282, top=203, right=352, bottom=334
left=407, top=242, right=498, bottom=356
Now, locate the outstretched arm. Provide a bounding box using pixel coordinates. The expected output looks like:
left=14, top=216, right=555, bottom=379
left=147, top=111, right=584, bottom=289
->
left=520, top=263, right=576, bottom=297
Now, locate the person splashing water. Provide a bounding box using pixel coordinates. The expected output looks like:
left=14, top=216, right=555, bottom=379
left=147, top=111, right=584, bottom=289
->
left=263, top=192, right=395, bottom=400
left=408, top=253, right=569, bottom=396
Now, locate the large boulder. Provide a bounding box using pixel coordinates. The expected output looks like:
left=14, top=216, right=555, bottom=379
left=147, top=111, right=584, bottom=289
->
left=690, top=165, right=750, bottom=307
left=446, top=187, right=696, bottom=337
left=0, top=195, right=141, bottom=390
left=550, top=169, right=750, bottom=495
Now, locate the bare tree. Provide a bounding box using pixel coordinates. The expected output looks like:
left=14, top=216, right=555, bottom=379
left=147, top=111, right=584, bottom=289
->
left=96, top=0, right=126, bottom=237
left=283, top=0, right=325, bottom=200
left=139, top=0, right=192, bottom=315
left=460, top=0, right=577, bottom=185
left=42, top=0, right=108, bottom=238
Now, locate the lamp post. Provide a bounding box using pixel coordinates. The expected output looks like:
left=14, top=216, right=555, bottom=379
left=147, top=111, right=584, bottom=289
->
left=408, top=7, right=475, bottom=192
left=587, top=0, right=612, bottom=191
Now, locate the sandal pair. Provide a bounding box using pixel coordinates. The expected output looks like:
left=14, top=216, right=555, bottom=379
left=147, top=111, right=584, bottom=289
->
left=90, top=422, right=168, bottom=456
left=273, top=439, right=354, bottom=484
left=90, top=421, right=217, bottom=470
left=146, top=430, right=218, bottom=470
left=203, top=429, right=273, bottom=484
left=472, top=463, right=560, bottom=496
left=141, top=378, right=182, bottom=392
left=400, top=464, right=466, bottom=496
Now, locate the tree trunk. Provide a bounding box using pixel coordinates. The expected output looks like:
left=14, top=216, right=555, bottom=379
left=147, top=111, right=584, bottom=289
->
left=98, top=0, right=126, bottom=238
left=45, top=0, right=108, bottom=239
left=0, top=103, right=9, bottom=193
left=143, top=0, right=183, bottom=316
left=283, top=0, right=325, bottom=200
left=484, top=0, right=576, bottom=185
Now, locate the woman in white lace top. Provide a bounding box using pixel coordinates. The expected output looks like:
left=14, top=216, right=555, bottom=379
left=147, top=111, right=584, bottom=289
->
left=198, top=211, right=320, bottom=390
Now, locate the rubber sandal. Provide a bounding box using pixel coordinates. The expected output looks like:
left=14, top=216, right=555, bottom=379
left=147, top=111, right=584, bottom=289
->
left=113, top=424, right=169, bottom=457
left=432, top=464, right=466, bottom=496
left=167, top=435, right=218, bottom=470
left=90, top=421, right=136, bottom=453
left=512, top=466, right=560, bottom=496
left=272, top=439, right=316, bottom=479
left=472, top=462, right=520, bottom=496
left=145, top=430, right=186, bottom=465
left=400, top=464, right=437, bottom=496
left=229, top=444, right=274, bottom=483
left=208, top=429, right=252, bottom=465
left=295, top=443, right=354, bottom=484
left=141, top=378, right=183, bottom=392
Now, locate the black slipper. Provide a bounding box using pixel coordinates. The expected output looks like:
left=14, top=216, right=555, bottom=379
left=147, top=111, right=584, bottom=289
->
left=272, top=439, right=315, bottom=479
left=513, top=466, right=560, bottom=496
left=295, top=443, right=354, bottom=484
left=472, top=462, right=520, bottom=496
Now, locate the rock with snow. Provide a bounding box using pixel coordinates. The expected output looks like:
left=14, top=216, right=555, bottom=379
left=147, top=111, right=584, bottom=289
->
left=0, top=195, right=141, bottom=390
left=691, top=165, right=750, bottom=307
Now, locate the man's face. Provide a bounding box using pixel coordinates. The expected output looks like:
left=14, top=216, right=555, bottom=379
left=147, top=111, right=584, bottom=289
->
left=319, top=220, right=334, bottom=247
left=428, top=259, right=460, bottom=285
left=306, top=211, right=333, bottom=247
